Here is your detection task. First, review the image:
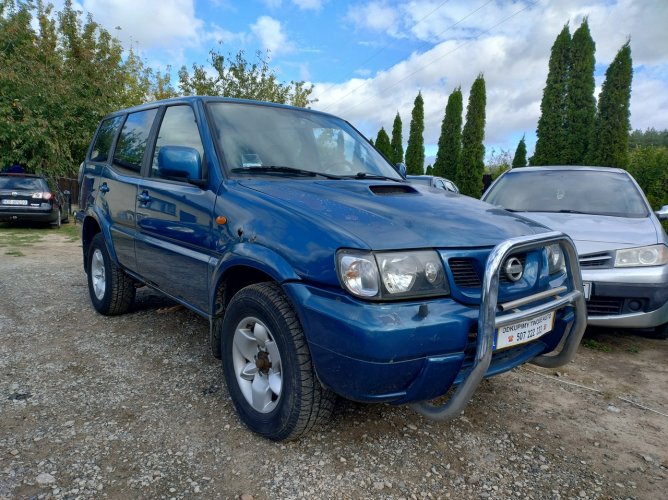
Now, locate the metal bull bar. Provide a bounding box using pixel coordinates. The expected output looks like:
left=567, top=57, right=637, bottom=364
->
left=410, top=231, right=587, bottom=421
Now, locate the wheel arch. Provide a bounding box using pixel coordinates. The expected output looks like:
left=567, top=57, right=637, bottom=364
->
left=208, top=245, right=302, bottom=358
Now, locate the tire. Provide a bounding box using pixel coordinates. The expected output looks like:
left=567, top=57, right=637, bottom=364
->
left=87, top=233, right=135, bottom=315
left=221, top=282, right=335, bottom=441
left=51, top=209, right=61, bottom=228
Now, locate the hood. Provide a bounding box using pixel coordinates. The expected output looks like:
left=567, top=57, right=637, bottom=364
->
left=239, top=180, right=547, bottom=250
left=515, top=212, right=660, bottom=255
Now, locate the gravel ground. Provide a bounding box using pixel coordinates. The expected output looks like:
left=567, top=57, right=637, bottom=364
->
left=1, top=228, right=667, bottom=499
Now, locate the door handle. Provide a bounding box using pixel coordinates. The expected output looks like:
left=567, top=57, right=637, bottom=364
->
left=137, top=191, right=151, bottom=203
left=99, top=183, right=109, bottom=193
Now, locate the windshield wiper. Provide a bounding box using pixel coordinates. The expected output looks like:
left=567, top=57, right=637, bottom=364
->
left=231, top=166, right=340, bottom=179
left=340, top=172, right=403, bottom=182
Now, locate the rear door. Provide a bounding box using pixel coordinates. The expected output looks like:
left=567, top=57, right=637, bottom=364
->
left=135, top=104, right=214, bottom=314
left=95, top=109, right=158, bottom=270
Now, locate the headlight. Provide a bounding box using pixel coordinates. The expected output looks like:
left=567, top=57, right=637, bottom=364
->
left=615, top=245, right=668, bottom=267
left=337, top=250, right=449, bottom=300
left=546, top=244, right=565, bottom=274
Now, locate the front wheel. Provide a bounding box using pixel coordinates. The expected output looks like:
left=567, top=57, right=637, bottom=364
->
left=221, top=283, right=335, bottom=441
left=87, top=233, right=135, bottom=315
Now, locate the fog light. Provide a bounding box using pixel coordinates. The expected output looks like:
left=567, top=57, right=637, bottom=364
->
left=628, top=299, right=642, bottom=311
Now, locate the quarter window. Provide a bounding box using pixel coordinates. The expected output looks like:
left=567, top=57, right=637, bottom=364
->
left=112, top=109, right=158, bottom=173
left=151, top=106, right=204, bottom=179
left=90, top=116, right=123, bottom=162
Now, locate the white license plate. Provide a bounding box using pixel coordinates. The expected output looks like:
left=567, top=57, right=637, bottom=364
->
left=582, top=281, right=592, bottom=300
left=1, top=199, right=28, bottom=205
left=495, top=312, right=555, bottom=350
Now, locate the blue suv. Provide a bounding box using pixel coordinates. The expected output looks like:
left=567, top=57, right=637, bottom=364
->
left=78, top=96, right=586, bottom=441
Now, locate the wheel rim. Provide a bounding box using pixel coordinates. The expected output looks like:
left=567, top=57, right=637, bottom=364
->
left=232, top=316, right=283, bottom=413
left=91, top=248, right=106, bottom=300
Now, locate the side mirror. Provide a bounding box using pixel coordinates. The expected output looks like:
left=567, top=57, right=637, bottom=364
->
left=396, top=162, right=407, bottom=178
left=655, top=205, right=668, bottom=221
left=158, top=146, right=202, bottom=181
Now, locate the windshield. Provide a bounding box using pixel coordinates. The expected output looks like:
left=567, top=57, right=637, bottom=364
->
left=208, top=102, right=402, bottom=180
left=484, top=170, right=649, bottom=218
left=0, top=176, right=46, bottom=191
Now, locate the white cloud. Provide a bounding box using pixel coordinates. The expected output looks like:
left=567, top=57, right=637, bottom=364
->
left=82, top=0, right=204, bottom=49
left=292, top=0, right=326, bottom=10
left=251, top=16, right=294, bottom=55
left=317, top=0, right=668, bottom=159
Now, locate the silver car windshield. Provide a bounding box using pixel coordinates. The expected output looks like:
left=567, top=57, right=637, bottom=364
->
left=485, top=170, right=649, bottom=218
left=208, top=102, right=402, bottom=180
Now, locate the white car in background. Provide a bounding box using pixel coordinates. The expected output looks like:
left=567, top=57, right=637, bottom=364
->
left=482, top=166, right=668, bottom=339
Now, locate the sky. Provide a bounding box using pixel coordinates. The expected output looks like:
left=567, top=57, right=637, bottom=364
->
left=61, top=0, right=668, bottom=167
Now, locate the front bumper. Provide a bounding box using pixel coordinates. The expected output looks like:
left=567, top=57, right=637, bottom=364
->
left=583, top=266, right=668, bottom=329
left=286, top=232, right=586, bottom=419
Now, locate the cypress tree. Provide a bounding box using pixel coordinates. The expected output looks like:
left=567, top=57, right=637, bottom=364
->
left=433, top=87, right=463, bottom=180
left=564, top=18, right=596, bottom=164
left=405, top=92, right=425, bottom=174
left=426, top=164, right=433, bottom=174
left=375, top=127, right=392, bottom=160
left=390, top=112, right=404, bottom=164
left=533, top=25, right=571, bottom=165
left=457, top=75, right=486, bottom=197
left=588, top=41, right=633, bottom=168
left=512, top=136, right=528, bottom=168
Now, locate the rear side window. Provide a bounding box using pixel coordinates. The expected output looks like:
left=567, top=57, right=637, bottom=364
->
left=113, top=109, right=158, bottom=173
left=90, top=116, right=123, bottom=162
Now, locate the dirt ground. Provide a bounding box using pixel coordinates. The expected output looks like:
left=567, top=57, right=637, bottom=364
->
left=1, top=228, right=666, bottom=499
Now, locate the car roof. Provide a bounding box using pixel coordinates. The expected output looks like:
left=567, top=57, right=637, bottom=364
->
left=504, top=165, right=627, bottom=174
left=101, top=95, right=341, bottom=122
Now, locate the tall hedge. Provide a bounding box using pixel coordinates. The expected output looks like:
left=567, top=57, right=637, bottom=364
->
left=457, top=75, right=486, bottom=197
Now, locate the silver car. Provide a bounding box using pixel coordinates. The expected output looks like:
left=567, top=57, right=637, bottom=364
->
left=482, top=166, right=668, bottom=338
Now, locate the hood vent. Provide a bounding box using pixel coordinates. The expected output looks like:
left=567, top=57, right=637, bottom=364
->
left=369, top=184, right=418, bottom=195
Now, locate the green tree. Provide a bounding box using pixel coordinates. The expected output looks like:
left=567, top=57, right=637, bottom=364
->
left=564, top=18, right=596, bottom=164
left=374, top=127, right=392, bottom=159
left=629, top=128, right=668, bottom=148
left=487, top=148, right=512, bottom=181
left=405, top=92, right=425, bottom=174
left=433, top=87, right=463, bottom=180
left=588, top=41, right=633, bottom=168
left=512, top=136, right=528, bottom=168
left=627, top=146, right=668, bottom=212
left=390, top=112, right=404, bottom=164
left=532, top=25, right=571, bottom=165
left=425, top=164, right=433, bottom=174
left=178, top=48, right=314, bottom=107
left=457, top=75, right=486, bottom=196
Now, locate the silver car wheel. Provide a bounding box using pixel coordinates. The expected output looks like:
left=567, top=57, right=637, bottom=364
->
left=232, top=316, right=282, bottom=413
left=91, top=248, right=106, bottom=301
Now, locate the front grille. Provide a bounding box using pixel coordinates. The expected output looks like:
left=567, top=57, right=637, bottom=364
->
left=587, top=296, right=624, bottom=316
left=579, top=252, right=613, bottom=268
left=449, top=258, right=481, bottom=288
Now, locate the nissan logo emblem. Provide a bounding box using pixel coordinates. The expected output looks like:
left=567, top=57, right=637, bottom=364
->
left=504, top=257, right=524, bottom=282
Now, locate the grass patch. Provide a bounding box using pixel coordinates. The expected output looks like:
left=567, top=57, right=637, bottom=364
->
left=583, top=338, right=613, bottom=352
left=626, top=346, right=640, bottom=354
left=5, top=249, right=25, bottom=257
left=0, top=225, right=45, bottom=247
left=58, top=221, right=80, bottom=242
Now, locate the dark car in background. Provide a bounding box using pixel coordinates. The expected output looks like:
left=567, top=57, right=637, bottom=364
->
left=482, top=166, right=668, bottom=338
left=0, top=173, right=70, bottom=227
left=407, top=174, right=460, bottom=193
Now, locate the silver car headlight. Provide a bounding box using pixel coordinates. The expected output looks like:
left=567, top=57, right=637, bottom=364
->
left=614, top=244, right=668, bottom=267
left=337, top=250, right=449, bottom=300
left=546, top=244, right=566, bottom=274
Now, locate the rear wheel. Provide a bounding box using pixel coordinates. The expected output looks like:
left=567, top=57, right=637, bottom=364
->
left=87, top=233, right=135, bottom=315
left=221, top=282, right=335, bottom=441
